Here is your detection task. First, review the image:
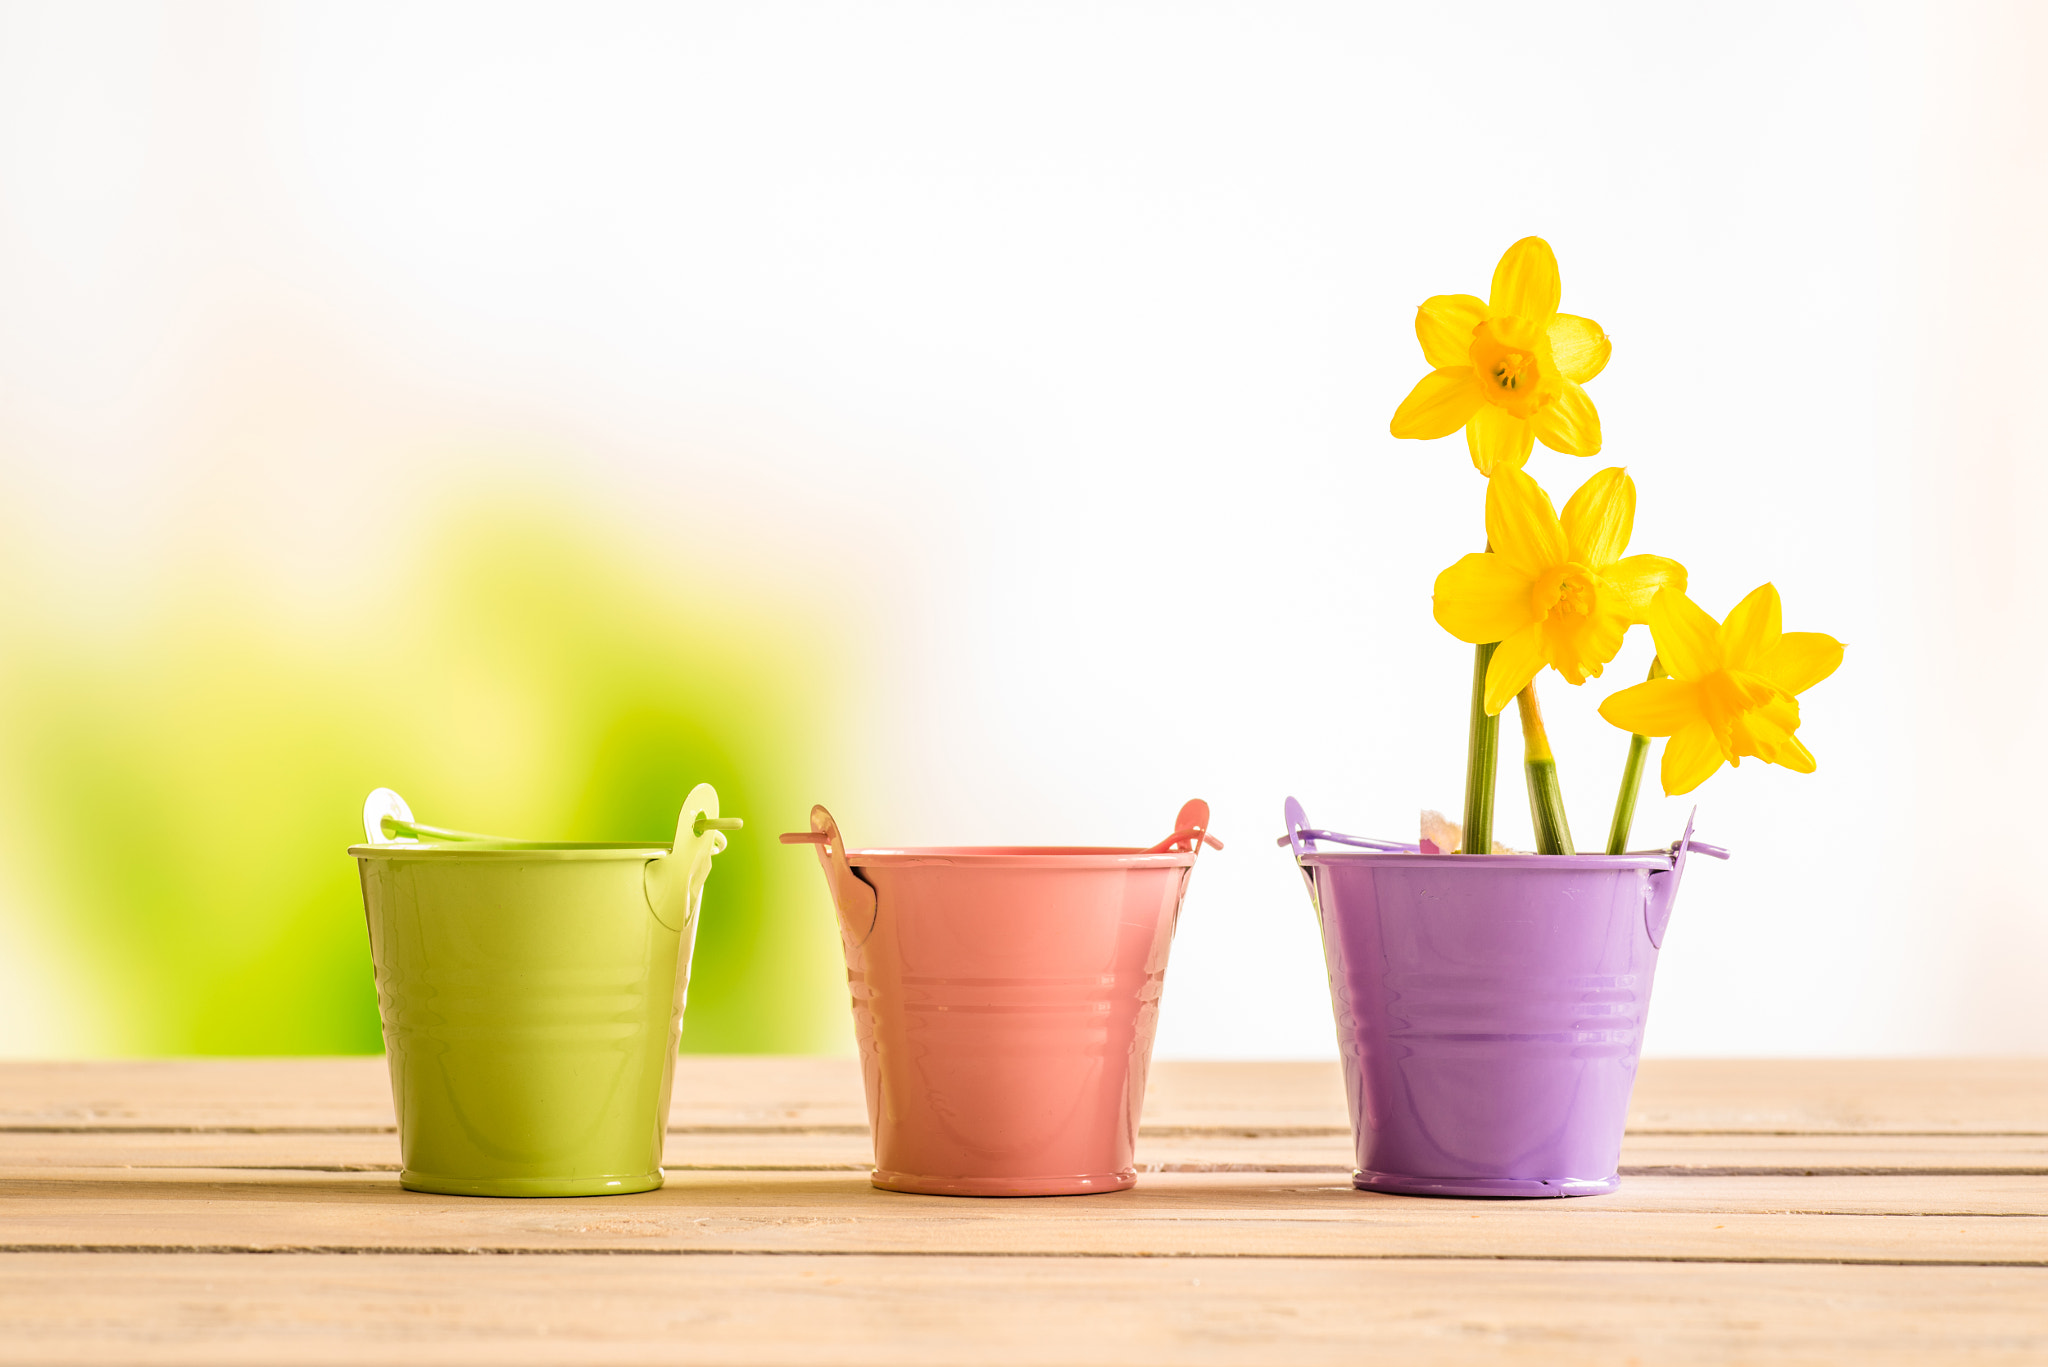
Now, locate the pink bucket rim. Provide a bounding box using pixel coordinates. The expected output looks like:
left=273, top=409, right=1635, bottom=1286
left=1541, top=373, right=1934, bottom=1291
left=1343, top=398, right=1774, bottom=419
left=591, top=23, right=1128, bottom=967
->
left=845, top=845, right=1199, bottom=870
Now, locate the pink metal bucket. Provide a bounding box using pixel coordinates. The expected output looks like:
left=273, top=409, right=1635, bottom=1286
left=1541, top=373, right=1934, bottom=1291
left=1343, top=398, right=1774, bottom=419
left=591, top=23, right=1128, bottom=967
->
left=1282, top=798, right=1721, bottom=1198
left=785, top=801, right=1219, bottom=1197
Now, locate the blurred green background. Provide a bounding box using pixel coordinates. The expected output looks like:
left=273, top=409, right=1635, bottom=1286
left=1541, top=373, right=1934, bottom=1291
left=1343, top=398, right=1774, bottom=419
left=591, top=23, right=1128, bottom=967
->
left=0, top=493, right=851, bottom=1056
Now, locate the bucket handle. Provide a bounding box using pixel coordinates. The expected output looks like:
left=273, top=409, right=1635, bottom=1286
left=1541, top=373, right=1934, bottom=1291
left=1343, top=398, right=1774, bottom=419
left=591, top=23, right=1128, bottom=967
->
left=1275, top=798, right=1420, bottom=859
left=360, top=787, right=742, bottom=847
left=780, top=806, right=879, bottom=950
left=1141, top=799, right=1224, bottom=855
left=1644, top=809, right=1731, bottom=948
left=645, top=784, right=737, bottom=934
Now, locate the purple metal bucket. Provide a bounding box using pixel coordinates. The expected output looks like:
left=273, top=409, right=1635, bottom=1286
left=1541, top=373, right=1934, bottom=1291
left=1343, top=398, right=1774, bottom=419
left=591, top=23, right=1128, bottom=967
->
left=1283, top=799, right=1716, bottom=1198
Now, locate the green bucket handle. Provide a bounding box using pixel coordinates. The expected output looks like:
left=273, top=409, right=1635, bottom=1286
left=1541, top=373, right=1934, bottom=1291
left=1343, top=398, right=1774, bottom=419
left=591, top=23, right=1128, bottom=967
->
left=360, top=785, right=740, bottom=933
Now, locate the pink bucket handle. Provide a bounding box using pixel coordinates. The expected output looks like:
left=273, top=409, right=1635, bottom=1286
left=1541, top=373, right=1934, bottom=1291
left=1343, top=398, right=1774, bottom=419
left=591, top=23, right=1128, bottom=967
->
left=780, top=806, right=879, bottom=950
left=1142, top=799, right=1223, bottom=855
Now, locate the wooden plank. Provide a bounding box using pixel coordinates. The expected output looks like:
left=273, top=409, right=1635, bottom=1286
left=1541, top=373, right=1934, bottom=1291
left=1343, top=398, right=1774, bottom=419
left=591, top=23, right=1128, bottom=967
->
left=0, top=1059, right=394, bottom=1132
left=1618, top=1131, right=2048, bottom=1175
left=1145, top=1059, right=2048, bottom=1136
left=0, top=1171, right=2043, bottom=1262
left=1144, top=1131, right=2048, bottom=1176
left=0, top=1253, right=2042, bottom=1367
left=1626, top=1059, right=2048, bottom=1135
left=6, top=1129, right=2048, bottom=1177
left=0, top=1130, right=865, bottom=1173
left=0, top=1058, right=870, bottom=1133
left=7, top=1058, right=2045, bottom=1136
left=1138, top=1060, right=1347, bottom=1133
left=1150, top=1131, right=2048, bottom=1176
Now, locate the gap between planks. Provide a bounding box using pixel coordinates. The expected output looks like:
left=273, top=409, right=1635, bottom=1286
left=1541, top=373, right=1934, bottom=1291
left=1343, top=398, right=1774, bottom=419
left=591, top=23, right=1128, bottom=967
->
left=2, top=1245, right=2045, bottom=1269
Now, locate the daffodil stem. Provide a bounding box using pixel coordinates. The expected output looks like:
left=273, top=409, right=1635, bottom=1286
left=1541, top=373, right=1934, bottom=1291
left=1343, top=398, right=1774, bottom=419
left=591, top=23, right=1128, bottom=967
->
left=1604, top=656, right=1667, bottom=855
left=1605, top=735, right=1652, bottom=855
left=1515, top=682, right=1574, bottom=855
left=1461, top=642, right=1499, bottom=854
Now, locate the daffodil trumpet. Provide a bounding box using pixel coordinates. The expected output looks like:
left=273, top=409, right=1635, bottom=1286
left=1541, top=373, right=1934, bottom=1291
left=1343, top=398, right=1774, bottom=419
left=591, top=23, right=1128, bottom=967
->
left=1515, top=682, right=1574, bottom=855
left=1603, top=657, right=1666, bottom=856
left=1461, top=641, right=1502, bottom=854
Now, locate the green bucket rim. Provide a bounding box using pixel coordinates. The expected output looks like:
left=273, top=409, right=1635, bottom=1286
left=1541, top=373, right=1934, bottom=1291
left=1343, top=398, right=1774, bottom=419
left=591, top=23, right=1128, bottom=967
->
left=349, top=841, right=669, bottom=861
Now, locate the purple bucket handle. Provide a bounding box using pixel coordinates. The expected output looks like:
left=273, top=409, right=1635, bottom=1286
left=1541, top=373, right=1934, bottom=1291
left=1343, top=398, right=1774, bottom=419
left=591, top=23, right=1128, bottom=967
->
left=1282, top=797, right=1315, bottom=861
left=1282, top=799, right=1427, bottom=917
left=1278, top=800, right=1420, bottom=858
left=1647, top=808, right=1707, bottom=948
left=1281, top=797, right=1319, bottom=910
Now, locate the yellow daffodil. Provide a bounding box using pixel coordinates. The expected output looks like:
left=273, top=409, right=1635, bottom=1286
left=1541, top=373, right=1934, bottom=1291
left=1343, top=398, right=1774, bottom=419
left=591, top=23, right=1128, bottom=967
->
left=1390, top=236, right=1611, bottom=474
left=1598, top=585, right=1844, bottom=796
left=1433, top=466, right=1685, bottom=715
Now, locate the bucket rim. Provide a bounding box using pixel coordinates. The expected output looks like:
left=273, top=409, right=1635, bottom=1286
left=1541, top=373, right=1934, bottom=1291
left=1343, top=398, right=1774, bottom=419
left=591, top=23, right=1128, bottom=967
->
left=845, top=845, right=1199, bottom=870
left=1298, top=850, right=1674, bottom=871
left=349, top=841, right=668, bottom=861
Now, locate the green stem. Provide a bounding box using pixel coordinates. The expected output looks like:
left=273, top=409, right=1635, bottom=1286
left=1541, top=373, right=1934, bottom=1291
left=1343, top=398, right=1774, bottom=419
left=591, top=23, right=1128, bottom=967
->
left=1604, top=736, right=1652, bottom=854
left=1604, top=656, right=1667, bottom=855
left=1461, top=642, right=1500, bottom=854
left=1516, top=683, right=1574, bottom=855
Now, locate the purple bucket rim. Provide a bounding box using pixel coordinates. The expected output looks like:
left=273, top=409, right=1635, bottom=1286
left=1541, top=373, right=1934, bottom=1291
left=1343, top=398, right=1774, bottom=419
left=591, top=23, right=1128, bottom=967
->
left=1298, top=850, right=1675, bottom=872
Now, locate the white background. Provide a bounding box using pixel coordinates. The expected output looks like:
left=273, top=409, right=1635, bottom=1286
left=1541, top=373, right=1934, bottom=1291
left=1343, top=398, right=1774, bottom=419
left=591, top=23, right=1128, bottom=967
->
left=0, top=1, right=2042, bottom=1056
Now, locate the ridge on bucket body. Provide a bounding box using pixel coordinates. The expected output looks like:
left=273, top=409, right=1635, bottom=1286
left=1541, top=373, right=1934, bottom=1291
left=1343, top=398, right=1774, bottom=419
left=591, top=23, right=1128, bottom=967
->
left=350, top=785, right=735, bottom=1198
left=783, top=801, right=1219, bottom=1197
left=1283, top=798, right=1714, bottom=1198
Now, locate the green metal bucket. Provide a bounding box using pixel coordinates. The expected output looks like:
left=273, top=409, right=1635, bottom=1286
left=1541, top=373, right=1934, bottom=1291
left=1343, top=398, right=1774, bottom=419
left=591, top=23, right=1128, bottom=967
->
left=349, top=784, right=735, bottom=1197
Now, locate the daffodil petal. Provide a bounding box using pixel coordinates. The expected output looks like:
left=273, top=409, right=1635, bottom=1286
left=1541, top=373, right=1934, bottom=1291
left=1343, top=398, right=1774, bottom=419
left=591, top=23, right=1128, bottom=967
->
left=1603, top=555, right=1688, bottom=623
left=1547, top=313, right=1610, bottom=383
left=1753, top=631, right=1844, bottom=696
left=1483, top=466, right=1568, bottom=577
left=1561, top=467, right=1634, bottom=567
left=1647, top=587, right=1722, bottom=680
left=1416, top=294, right=1486, bottom=370
left=1464, top=403, right=1536, bottom=474
left=1719, top=584, right=1782, bottom=670
left=1532, top=379, right=1602, bottom=455
left=1661, top=721, right=1727, bottom=796
left=1600, top=677, right=1698, bottom=737
left=1390, top=367, right=1484, bottom=441
left=1773, top=733, right=1818, bottom=774
left=1489, top=236, right=1561, bottom=320
left=1483, top=625, right=1546, bottom=716
left=1433, top=553, right=1539, bottom=644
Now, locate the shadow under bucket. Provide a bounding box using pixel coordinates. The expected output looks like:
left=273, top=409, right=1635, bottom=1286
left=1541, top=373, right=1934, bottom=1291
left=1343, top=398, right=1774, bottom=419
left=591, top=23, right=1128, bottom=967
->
left=1283, top=799, right=1716, bottom=1198
left=785, top=801, right=1218, bottom=1197
left=350, top=785, right=736, bottom=1197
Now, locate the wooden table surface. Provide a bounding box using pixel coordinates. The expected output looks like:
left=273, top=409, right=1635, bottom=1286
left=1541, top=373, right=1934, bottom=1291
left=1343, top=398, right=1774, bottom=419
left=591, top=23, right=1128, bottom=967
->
left=2, top=1058, right=2044, bottom=1364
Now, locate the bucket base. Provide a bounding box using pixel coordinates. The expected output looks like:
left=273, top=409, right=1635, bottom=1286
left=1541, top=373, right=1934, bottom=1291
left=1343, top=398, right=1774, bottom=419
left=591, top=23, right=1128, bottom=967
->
left=871, top=1168, right=1136, bottom=1198
left=399, top=1169, right=666, bottom=1199
left=1353, top=1170, right=1620, bottom=1199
